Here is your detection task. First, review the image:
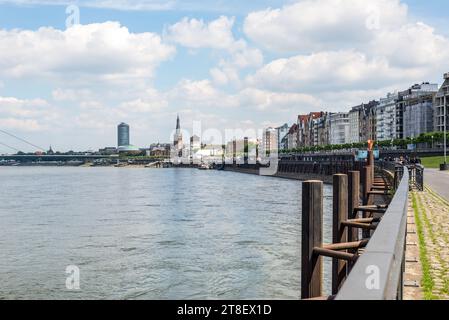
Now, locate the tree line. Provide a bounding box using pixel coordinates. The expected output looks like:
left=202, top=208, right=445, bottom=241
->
left=280, top=131, right=449, bottom=154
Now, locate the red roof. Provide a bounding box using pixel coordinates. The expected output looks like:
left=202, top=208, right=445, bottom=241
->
left=288, top=123, right=298, bottom=134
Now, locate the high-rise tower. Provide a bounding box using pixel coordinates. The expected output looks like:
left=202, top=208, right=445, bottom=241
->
left=118, top=122, right=130, bottom=147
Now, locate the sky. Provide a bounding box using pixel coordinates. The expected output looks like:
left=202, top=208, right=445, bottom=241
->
left=1, top=0, right=449, bottom=152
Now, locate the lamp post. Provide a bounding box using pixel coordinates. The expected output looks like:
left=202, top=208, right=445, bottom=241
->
left=441, top=95, right=448, bottom=170
left=444, top=95, right=447, bottom=164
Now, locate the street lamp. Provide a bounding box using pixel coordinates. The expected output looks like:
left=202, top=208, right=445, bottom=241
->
left=441, top=94, right=448, bottom=170
left=445, top=95, right=447, bottom=164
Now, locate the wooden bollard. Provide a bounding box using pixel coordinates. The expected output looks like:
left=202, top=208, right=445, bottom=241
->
left=362, top=166, right=372, bottom=238
left=362, top=166, right=373, bottom=206
left=367, top=150, right=374, bottom=167
left=332, top=174, right=348, bottom=295
left=367, top=150, right=375, bottom=190
left=348, top=171, right=360, bottom=243
left=301, top=180, right=323, bottom=299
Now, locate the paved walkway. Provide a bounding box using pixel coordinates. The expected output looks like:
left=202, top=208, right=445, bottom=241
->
left=404, top=200, right=423, bottom=300
left=425, top=169, right=449, bottom=202
left=407, top=188, right=449, bottom=300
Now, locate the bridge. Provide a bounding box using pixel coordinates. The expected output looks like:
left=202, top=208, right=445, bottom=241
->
left=0, top=154, right=115, bottom=162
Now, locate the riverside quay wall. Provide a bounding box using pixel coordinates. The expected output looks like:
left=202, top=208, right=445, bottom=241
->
left=223, top=154, right=364, bottom=184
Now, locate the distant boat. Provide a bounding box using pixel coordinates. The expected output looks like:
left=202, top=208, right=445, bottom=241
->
left=114, top=162, right=127, bottom=168
left=198, top=163, right=210, bottom=170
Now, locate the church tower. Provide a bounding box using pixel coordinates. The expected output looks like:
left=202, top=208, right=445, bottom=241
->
left=173, top=114, right=183, bottom=156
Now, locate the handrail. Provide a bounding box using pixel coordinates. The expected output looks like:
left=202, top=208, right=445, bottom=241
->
left=336, top=166, right=409, bottom=300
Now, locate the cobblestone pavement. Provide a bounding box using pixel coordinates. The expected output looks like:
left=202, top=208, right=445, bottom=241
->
left=408, top=186, right=449, bottom=300
left=404, top=200, right=422, bottom=300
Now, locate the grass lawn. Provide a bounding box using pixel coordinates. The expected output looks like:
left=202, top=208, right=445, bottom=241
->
left=421, top=156, right=448, bottom=169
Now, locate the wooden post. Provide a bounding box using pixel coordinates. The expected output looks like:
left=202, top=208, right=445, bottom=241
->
left=367, top=150, right=374, bottom=167
left=362, top=166, right=372, bottom=238
left=348, top=171, right=360, bottom=243
left=367, top=150, right=375, bottom=190
left=362, top=166, right=372, bottom=206
left=332, top=174, right=348, bottom=295
left=301, top=180, right=323, bottom=299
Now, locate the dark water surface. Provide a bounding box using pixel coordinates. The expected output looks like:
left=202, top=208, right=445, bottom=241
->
left=0, top=167, right=332, bottom=299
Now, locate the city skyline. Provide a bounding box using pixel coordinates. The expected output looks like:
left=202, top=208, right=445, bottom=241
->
left=1, top=0, right=449, bottom=152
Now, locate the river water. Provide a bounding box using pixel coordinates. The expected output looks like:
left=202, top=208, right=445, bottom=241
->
left=0, top=167, right=333, bottom=300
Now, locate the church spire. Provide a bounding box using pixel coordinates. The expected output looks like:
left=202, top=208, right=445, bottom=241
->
left=176, top=114, right=180, bottom=130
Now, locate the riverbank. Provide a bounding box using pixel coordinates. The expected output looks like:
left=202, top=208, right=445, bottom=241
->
left=1, top=163, right=336, bottom=183
left=223, top=166, right=333, bottom=184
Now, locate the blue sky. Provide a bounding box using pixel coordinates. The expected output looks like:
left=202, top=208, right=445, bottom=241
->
left=0, top=0, right=448, bottom=152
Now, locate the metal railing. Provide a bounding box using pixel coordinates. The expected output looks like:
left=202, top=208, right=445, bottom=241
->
left=379, top=161, right=424, bottom=191
left=336, top=166, right=409, bottom=300
left=408, top=165, right=424, bottom=191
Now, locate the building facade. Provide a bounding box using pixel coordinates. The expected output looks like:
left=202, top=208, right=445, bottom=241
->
left=315, top=112, right=330, bottom=146
left=190, top=135, right=201, bottom=152
left=360, top=101, right=378, bottom=142
left=348, top=108, right=360, bottom=143
left=275, top=123, right=289, bottom=151
left=434, top=73, right=449, bottom=134
left=117, top=122, right=130, bottom=147
left=329, top=112, right=350, bottom=145
left=348, top=101, right=378, bottom=143
left=263, top=127, right=278, bottom=156
left=149, top=143, right=171, bottom=157
left=297, top=115, right=308, bottom=147
left=376, top=93, right=397, bottom=141
left=402, top=83, right=438, bottom=138
left=287, top=124, right=298, bottom=150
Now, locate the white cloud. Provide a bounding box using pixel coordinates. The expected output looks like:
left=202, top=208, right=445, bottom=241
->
left=371, top=22, right=449, bottom=69
left=52, top=88, right=94, bottom=101
left=169, top=79, right=239, bottom=108
left=166, top=16, right=263, bottom=87
left=119, top=89, right=168, bottom=113
left=227, top=41, right=263, bottom=69
left=244, top=0, right=408, bottom=53
left=165, top=16, right=236, bottom=49
left=0, top=118, right=43, bottom=132
left=246, top=50, right=424, bottom=93
left=210, top=68, right=230, bottom=86
left=0, top=22, right=175, bottom=85
left=239, top=88, right=321, bottom=111
left=0, top=96, right=59, bottom=132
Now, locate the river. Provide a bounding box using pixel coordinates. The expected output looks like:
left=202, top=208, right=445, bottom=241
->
left=0, top=167, right=333, bottom=299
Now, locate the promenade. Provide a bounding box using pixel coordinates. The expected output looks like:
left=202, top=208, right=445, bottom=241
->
left=405, top=169, right=449, bottom=300
left=425, top=169, right=449, bottom=201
